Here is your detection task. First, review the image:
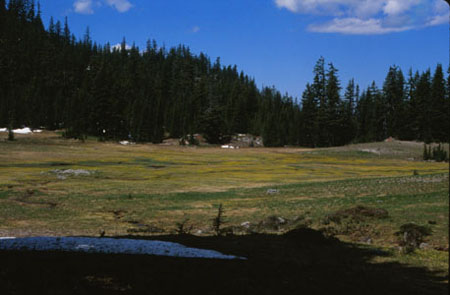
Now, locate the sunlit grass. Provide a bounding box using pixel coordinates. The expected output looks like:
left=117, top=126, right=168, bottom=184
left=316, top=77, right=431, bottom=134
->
left=0, top=131, right=448, bottom=275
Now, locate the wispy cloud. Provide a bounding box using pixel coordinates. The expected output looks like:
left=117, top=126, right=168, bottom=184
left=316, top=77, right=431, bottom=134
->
left=105, top=0, right=133, bottom=13
left=275, top=0, right=449, bottom=35
left=191, top=26, right=201, bottom=33
left=73, top=0, right=94, bottom=15
left=73, top=0, right=133, bottom=14
left=308, top=17, right=412, bottom=35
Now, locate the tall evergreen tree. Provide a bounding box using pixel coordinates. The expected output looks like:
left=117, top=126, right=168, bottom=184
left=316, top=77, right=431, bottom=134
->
left=1, top=4, right=447, bottom=146
left=312, top=57, right=328, bottom=146
left=430, top=64, right=447, bottom=142
left=325, top=62, right=341, bottom=146
left=341, top=79, right=357, bottom=144
left=382, top=66, right=405, bottom=138
left=300, top=83, right=318, bottom=147
left=416, top=70, right=432, bottom=142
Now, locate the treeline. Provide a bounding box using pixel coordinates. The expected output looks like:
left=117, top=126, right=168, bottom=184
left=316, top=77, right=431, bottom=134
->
left=1, top=1, right=449, bottom=146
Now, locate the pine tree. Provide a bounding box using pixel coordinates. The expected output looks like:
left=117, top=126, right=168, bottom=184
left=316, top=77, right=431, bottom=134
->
left=300, top=84, right=318, bottom=147
left=383, top=66, right=405, bottom=138
left=416, top=70, right=432, bottom=142
left=312, top=57, right=328, bottom=146
left=0, top=0, right=6, bottom=15
left=325, top=62, right=342, bottom=146
left=341, top=79, right=357, bottom=144
left=430, top=64, right=447, bottom=142
left=200, top=104, right=228, bottom=144
left=423, top=144, right=429, bottom=160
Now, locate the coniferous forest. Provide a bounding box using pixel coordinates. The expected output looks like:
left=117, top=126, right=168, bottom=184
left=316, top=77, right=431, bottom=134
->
left=1, top=1, right=449, bottom=147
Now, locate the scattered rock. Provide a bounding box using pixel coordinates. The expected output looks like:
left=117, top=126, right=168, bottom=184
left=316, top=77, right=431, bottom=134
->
left=359, top=237, right=372, bottom=245
left=266, top=189, right=279, bottom=195
left=395, top=223, right=432, bottom=253
left=50, top=169, right=93, bottom=179
left=258, top=216, right=288, bottom=231
left=240, top=221, right=251, bottom=229
left=230, top=134, right=263, bottom=148
left=419, top=242, right=430, bottom=250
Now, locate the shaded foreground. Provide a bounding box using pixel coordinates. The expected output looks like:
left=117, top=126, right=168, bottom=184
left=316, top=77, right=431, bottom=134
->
left=0, top=229, right=447, bottom=295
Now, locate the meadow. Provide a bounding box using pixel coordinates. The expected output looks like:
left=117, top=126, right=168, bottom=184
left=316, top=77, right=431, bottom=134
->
left=0, top=131, right=448, bottom=294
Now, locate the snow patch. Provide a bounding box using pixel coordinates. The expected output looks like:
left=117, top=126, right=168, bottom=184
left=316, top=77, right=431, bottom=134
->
left=0, top=237, right=246, bottom=260
left=120, top=140, right=135, bottom=145
left=361, top=148, right=381, bottom=155
left=221, top=145, right=239, bottom=149
left=0, top=127, right=43, bottom=134
left=12, top=127, right=32, bottom=134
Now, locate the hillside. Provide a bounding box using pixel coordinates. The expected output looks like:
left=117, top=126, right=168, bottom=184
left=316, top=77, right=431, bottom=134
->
left=1, top=1, right=449, bottom=147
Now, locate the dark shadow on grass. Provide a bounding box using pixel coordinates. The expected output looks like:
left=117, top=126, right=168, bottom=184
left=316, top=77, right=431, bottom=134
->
left=0, top=228, right=447, bottom=295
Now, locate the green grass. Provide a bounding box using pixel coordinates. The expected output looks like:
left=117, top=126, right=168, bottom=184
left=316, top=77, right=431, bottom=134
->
left=0, top=131, right=448, bottom=277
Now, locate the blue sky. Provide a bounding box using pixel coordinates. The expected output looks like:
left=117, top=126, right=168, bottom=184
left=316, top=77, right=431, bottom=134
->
left=39, top=0, right=449, bottom=99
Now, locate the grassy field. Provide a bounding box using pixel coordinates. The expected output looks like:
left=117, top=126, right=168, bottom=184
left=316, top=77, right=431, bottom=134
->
left=0, top=131, right=448, bottom=294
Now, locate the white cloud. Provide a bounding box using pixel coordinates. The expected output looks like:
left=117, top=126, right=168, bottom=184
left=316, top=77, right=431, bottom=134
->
left=191, top=26, right=201, bottom=33
left=308, top=17, right=412, bottom=34
left=111, top=43, right=132, bottom=51
left=275, top=0, right=450, bottom=34
left=426, top=12, right=449, bottom=26
left=382, top=0, right=420, bottom=16
left=433, top=0, right=449, bottom=14
left=352, top=1, right=385, bottom=18
left=106, top=0, right=133, bottom=13
left=73, top=0, right=94, bottom=14
left=73, top=0, right=133, bottom=14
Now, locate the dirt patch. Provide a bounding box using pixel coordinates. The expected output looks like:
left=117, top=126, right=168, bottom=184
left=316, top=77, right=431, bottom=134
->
left=110, top=210, right=127, bottom=220
left=127, top=224, right=165, bottom=234
left=12, top=190, right=58, bottom=209
left=326, top=206, right=389, bottom=224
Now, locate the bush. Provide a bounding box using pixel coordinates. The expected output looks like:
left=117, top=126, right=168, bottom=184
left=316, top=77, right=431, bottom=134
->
left=423, top=143, right=448, bottom=162
left=175, top=218, right=193, bottom=235
left=212, top=204, right=225, bottom=236
left=395, top=223, right=432, bottom=253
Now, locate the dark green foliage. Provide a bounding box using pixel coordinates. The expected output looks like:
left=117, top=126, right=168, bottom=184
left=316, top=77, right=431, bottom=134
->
left=423, top=144, right=430, bottom=160
left=432, top=144, right=448, bottom=162
left=423, top=144, right=448, bottom=162
left=0, top=3, right=448, bottom=147
left=200, top=106, right=229, bottom=144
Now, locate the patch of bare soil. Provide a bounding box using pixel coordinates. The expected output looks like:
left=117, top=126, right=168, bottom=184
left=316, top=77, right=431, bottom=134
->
left=326, top=206, right=389, bottom=223
left=11, top=189, right=58, bottom=209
